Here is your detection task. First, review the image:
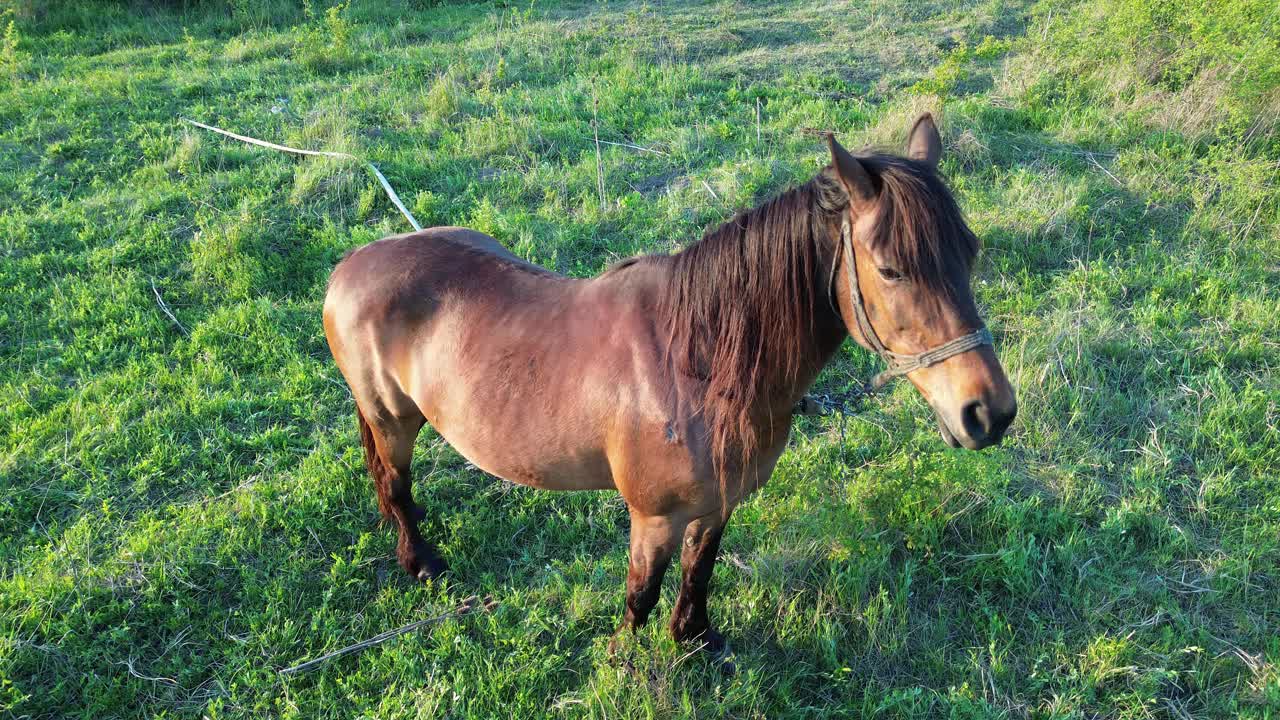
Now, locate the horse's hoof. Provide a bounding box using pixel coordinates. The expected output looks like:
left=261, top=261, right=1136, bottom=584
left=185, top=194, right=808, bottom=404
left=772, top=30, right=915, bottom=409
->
left=606, top=634, right=640, bottom=676
left=684, top=629, right=735, bottom=675
left=408, top=554, right=447, bottom=582
left=705, top=632, right=735, bottom=675
left=402, top=539, right=447, bottom=582
left=716, top=649, right=736, bottom=677
left=414, top=558, right=447, bottom=582
left=606, top=627, right=632, bottom=659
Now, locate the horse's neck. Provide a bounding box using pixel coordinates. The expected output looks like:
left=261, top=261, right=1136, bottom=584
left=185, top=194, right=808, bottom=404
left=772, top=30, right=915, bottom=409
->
left=763, top=216, right=849, bottom=413
left=803, top=221, right=850, bottom=382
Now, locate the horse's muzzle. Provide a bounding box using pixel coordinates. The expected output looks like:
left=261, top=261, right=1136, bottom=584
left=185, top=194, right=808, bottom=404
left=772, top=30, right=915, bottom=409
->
left=937, top=396, right=1016, bottom=450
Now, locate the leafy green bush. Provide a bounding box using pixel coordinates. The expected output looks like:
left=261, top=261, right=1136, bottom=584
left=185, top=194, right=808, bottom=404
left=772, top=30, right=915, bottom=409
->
left=1020, top=0, right=1280, bottom=135
left=0, top=12, right=19, bottom=79
left=909, top=36, right=1014, bottom=97
left=296, top=0, right=356, bottom=73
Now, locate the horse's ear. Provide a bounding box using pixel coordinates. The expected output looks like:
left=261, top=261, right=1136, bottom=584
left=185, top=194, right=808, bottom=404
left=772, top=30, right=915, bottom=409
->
left=826, top=133, right=877, bottom=211
left=906, top=113, right=942, bottom=169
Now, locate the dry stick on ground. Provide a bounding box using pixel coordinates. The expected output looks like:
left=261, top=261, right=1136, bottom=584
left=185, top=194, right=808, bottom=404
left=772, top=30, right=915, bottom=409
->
left=700, top=179, right=721, bottom=203
left=117, top=658, right=179, bottom=686
left=594, top=138, right=668, bottom=156
left=592, top=83, right=606, bottom=210
left=150, top=278, right=188, bottom=336
left=279, top=595, right=497, bottom=676
left=755, top=97, right=762, bottom=147
left=1087, top=151, right=1123, bottom=186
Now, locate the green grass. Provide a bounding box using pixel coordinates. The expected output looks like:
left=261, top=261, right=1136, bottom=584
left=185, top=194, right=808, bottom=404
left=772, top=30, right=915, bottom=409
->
left=2, top=0, right=1277, bottom=717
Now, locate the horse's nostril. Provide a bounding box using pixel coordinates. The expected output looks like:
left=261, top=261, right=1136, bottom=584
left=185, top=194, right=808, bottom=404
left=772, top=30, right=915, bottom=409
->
left=990, top=401, right=1015, bottom=440
left=960, top=400, right=992, bottom=442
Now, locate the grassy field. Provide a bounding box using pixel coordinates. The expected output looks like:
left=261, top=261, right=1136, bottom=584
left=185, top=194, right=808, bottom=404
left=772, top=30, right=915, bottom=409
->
left=2, top=0, right=1278, bottom=717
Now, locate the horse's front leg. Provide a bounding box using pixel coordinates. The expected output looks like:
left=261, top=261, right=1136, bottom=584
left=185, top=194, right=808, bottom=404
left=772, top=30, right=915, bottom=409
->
left=609, top=511, right=684, bottom=654
left=669, top=512, right=734, bottom=669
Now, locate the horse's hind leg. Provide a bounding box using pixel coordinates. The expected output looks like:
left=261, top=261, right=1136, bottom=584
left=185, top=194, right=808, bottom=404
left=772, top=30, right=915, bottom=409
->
left=357, top=407, right=447, bottom=580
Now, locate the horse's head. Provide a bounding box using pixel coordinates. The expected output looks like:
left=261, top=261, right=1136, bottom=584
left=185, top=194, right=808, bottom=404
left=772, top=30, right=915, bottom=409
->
left=827, top=115, right=1016, bottom=449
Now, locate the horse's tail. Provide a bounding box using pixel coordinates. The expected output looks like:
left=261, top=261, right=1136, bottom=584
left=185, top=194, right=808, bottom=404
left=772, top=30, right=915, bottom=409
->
left=357, top=407, right=394, bottom=519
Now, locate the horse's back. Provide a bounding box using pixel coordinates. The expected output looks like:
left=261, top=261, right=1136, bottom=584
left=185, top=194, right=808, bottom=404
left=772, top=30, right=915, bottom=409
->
left=324, top=227, right=537, bottom=412
left=325, top=226, right=558, bottom=356
left=326, top=227, right=550, bottom=310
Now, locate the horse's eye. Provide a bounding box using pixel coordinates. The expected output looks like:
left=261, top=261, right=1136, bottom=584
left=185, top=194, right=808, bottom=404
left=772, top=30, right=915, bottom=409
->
left=878, top=266, right=905, bottom=282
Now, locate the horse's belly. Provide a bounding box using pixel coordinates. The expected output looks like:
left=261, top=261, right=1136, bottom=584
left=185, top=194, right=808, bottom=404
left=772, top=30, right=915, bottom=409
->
left=410, top=346, right=618, bottom=492
left=430, top=413, right=616, bottom=491
left=399, top=280, right=650, bottom=494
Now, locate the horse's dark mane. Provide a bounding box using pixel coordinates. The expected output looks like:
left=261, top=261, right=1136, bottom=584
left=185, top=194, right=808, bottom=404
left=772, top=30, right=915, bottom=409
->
left=659, top=153, right=978, bottom=477
left=658, top=168, right=844, bottom=475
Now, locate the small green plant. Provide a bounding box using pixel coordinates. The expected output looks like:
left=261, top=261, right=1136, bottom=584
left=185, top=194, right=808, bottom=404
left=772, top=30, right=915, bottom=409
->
left=297, top=1, right=355, bottom=73
left=916, top=35, right=1013, bottom=97
left=1, top=13, right=21, bottom=81
left=974, top=34, right=1011, bottom=59
left=909, top=42, right=972, bottom=97
left=424, top=71, right=461, bottom=122
left=324, top=2, right=352, bottom=51
left=909, top=36, right=1010, bottom=97
left=181, top=25, right=199, bottom=62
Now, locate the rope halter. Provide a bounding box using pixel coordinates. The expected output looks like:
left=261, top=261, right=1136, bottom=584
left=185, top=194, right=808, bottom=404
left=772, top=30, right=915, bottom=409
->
left=837, top=217, right=993, bottom=391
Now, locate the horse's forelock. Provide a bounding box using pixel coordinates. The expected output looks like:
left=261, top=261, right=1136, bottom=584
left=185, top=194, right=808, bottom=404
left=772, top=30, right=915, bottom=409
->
left=860, top=154, right=979, bottom=297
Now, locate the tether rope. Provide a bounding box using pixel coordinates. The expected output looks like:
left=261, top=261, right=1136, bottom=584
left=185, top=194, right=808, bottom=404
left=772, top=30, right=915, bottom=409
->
left=180, top=117, right=422, bottom=231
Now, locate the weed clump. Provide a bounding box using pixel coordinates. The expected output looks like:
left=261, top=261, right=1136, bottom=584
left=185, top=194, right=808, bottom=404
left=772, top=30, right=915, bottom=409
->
left=296, top=0, right=357, bottom=73
left=1, top=11, right=22, bottom=81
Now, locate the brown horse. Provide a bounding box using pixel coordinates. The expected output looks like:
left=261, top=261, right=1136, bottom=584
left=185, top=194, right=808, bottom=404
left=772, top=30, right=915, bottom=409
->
left=323, top=114, right=1016, bottom=662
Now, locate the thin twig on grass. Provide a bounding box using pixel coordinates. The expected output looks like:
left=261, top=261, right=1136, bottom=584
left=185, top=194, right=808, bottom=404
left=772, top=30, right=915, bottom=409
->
left=595, top=138, right=668, bottom=156
left=592, top=83, right=606, bottom=210
left=117, top=658, right=180, bottom=686
left=700, top=179, right=720, bottom=203
left=723, top=553, right=754, bottom=576
left=150, top=278, right=189, bottom=336
left=279, top=595, right=495, bottom=676
left=755, top=97, right=762, bottom=146
left=671, top=640, right=709, bottom=668
left=1086, top=152, right=1123, bottom=186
